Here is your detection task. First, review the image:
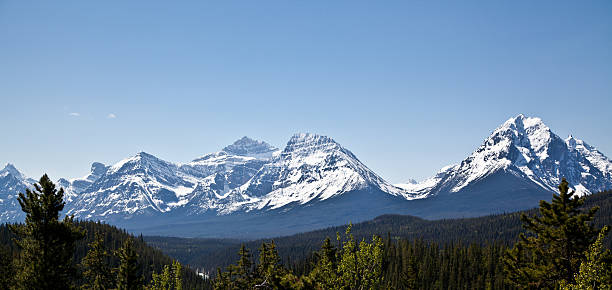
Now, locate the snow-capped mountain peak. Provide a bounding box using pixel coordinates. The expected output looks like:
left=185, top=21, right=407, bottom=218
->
left=182, top=137, right=277, bottom=181
left=565, top=135, right=612, bottom=180
left=442, top=114, right=559, bottom=192
left=402, top=114, right=612, bottom=198
left=87, top=162, right=108, bottom=181
left=221, top=136, right=279, bottom=159
left=108, top=152, right=159, bottom=174
left=67, top=152, right=197, bottom=219
left=2, top=121, right=611, bottom=239
left=0, top=163, right=26, bottom=180
left=212, top=133, right=417, bottom=213
left=68, top=139, right=279, bottom=219
left=60, top=162, right=110, bottom=197
left=0, top=164, right=33, bottom=221
left=495, top=114, right=553, bottom=162
left=280, top=133, right=343, bottom=163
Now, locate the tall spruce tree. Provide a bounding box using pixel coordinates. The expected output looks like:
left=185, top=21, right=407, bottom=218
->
left=172, top=260, right=183, bottom=290
left=115, top=238, right=144, bottom=290
left=235, top=244, right=253, bottom=288
left=81, top=232, right=114, bottom=290
left=10, top=174, right=85, bottom=289
left=150, top=264, right=172, bottom=290
left=256, top=241, right=286, bottom=288
left=214, top=267, right=232, bottom=289
left=503, top=178, right=600, bottom=288
left=336, top=224, right=384, bottom=289
left=150, top=260, right=184, bottom=290
left=308, top=237, right=339, bottom=289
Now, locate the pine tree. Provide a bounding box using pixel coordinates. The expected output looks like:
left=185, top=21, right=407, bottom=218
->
left=399, top=251, right=418, bottom=290
left=150, top=264, right=172, bottom=290
left=149, top=260, right=183, bottom=290
left=10, top=174, right=85, bottom=289
left=214, top=267, right=230, bottom=289
left=256, top=241, right=286, bottom=288
left=561, top=226, right=612, bottom=290
left=358, top=235, right=384, bottom=288
left=225, top=264, right=237, bottom=289
left=115, top=238, right=144, bottom=290
left=336, top=223, right=385, bottom=289
left=81, top=232, right=114, bottom=289
left=503, top=178, right=600, bottom=288
left=172, top=260, right=183, bottom=290
left=235, top=244, right=253, bottom=288
left=309, top=237, right=339, bottom=289
left=337, top=223, right=358, bottom=289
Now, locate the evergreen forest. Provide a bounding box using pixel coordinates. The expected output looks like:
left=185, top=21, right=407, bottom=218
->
left=1, top=175, right=610, bottom=289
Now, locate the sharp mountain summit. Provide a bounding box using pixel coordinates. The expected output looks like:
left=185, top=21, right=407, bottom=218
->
left=1, top=115, right=611, bottom=238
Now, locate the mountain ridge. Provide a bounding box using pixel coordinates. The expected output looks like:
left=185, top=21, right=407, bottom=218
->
left=396, top=114, right=612, bottom=198
left=1, top=115, right=611, bottom=238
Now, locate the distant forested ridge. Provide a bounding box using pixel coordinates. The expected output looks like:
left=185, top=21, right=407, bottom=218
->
left=207, top=182, right=611, bottom=289
left=146, top=190, right=612, bottom=273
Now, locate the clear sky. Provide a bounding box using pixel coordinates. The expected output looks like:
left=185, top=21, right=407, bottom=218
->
left=0, top=0, right=611, bottom=183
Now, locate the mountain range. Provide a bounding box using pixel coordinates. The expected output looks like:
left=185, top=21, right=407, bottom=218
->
left=1, top=115, right=611, bottom=238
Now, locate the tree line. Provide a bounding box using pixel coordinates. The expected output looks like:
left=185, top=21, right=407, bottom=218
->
left=1, top=174, right=611, bottom=289
left=213, top=224, right=385, bottom=289
left=0, top=174, right=209, bottom=289
left=212, top=178, right=612, bottom=289
left=146, top=189, right=612, bottom=276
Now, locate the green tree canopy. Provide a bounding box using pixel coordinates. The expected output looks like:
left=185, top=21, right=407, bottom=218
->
left=561, top=225, right=612, bottom=290
left=81, top=232, right=114, bottom=290
left=10, top=174, right=85, bottom=289
left=116, top=238, right=144, bottom=290
left=504, top=178, right=601, bottom=288
left=149, top=260, right=184, bottom=290
left=308, top=237, right=339, bottom=289
left=336, top=223, right=384, bottom=289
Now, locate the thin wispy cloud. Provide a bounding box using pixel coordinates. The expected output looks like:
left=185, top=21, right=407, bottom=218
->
left=68, top=112, right=80, bottom=117
left=107, top=113, right=117, bottom=119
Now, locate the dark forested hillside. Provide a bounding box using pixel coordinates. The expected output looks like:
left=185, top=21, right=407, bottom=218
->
left=206, top=185, right=612, bottom=289
left=1, top=221, right=210, bottom=289
left=146, top=190, right=612, bottom=273
left=2, top=188, right=608, bottom=289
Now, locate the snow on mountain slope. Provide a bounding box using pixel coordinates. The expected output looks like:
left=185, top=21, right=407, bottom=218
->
left=396, top=165, right=457, bottom=195
left=67, top=137, right=279, bottom=219
left=67, top=152, right=198, bottom=219
left=397, top=114, right=612, bottom=197
left=58, top=162, right=109, bottom=202
left=0, top=164, right=34, bottom=221
left=178, top=137, right=279, bottom=214
left=179, top=137, right=279, bottom=179
left=182, top=158, right=268, bottom=214
left=1, top=163, right=28, bottom=181
left=221, top=136, right=280, bottom=159
left=3, top=121, right=611, bottom=229
left=194, top=133, right=423, bottom=215
left=566, top=135, right=612, bottom=180
left=71, top=162, right=109, bottom=193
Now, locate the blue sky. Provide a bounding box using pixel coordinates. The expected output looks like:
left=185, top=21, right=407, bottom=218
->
left=0, top=0, right=611, bottom=183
